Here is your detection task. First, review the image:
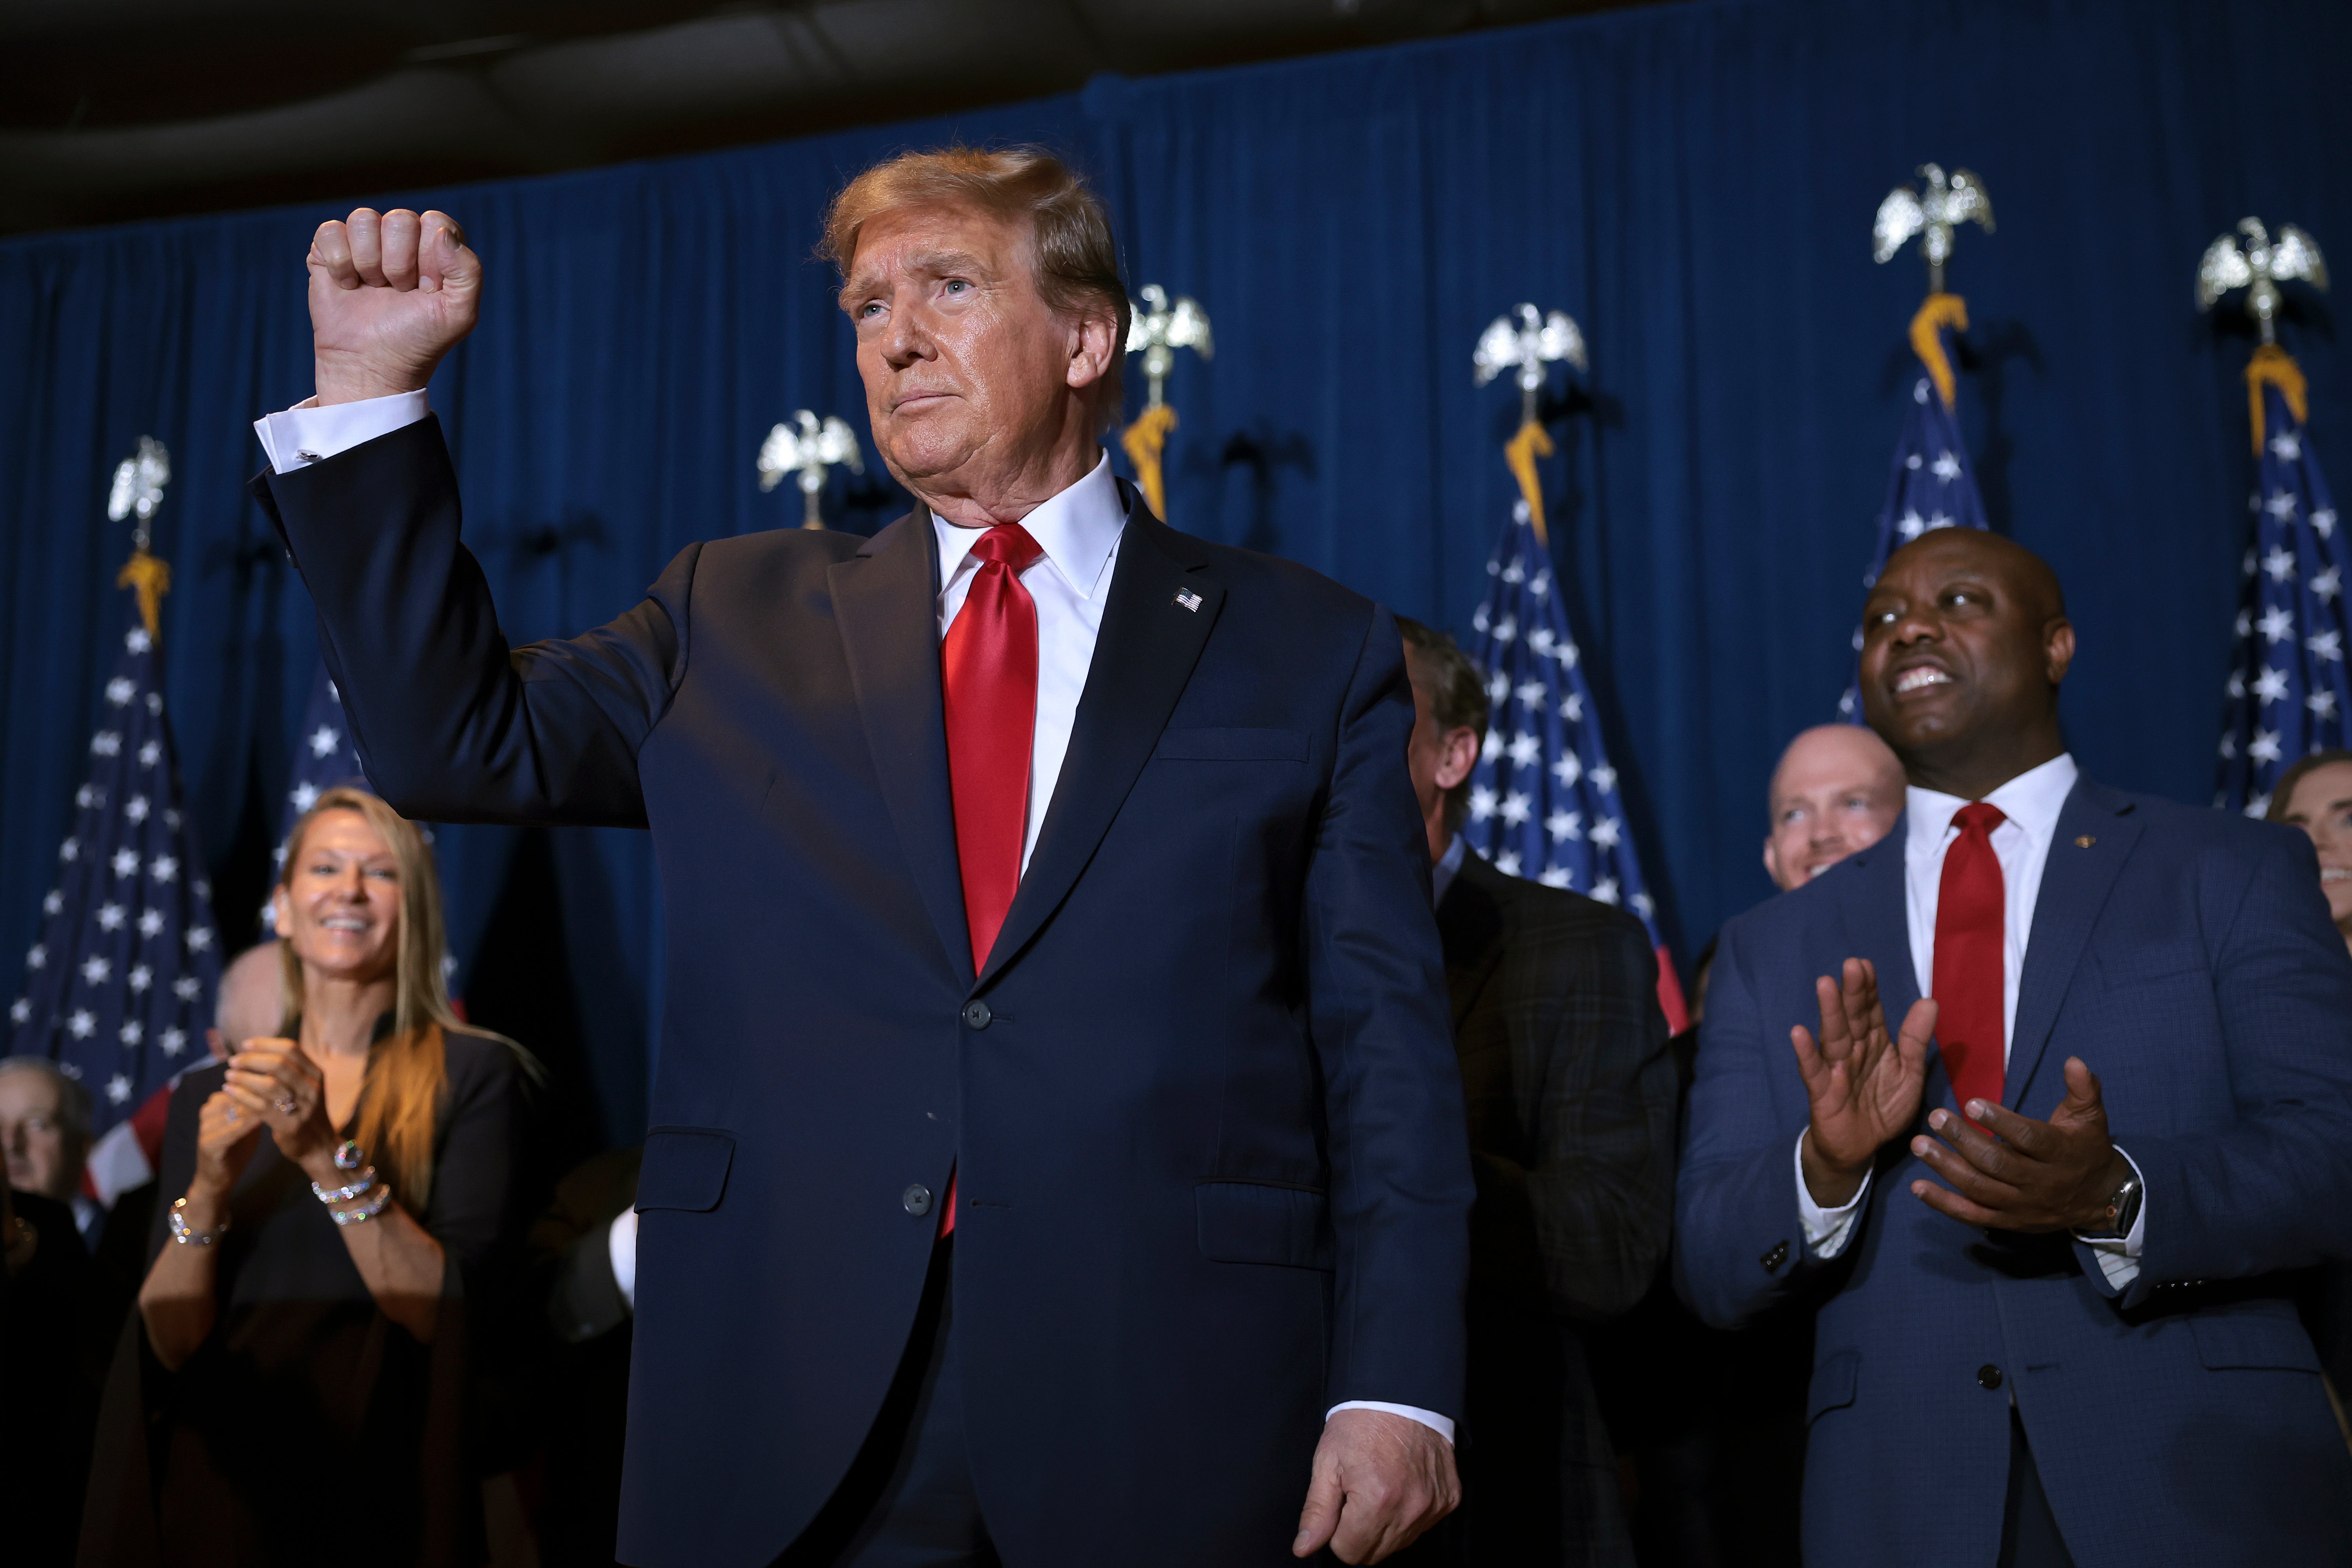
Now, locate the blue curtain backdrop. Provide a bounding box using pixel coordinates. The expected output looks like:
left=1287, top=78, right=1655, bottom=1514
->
left=4, top=0, right=2347, bottom=1144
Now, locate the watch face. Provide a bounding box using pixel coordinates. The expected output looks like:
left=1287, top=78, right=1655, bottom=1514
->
left=2100, top=1177, right=2141, bottom=1238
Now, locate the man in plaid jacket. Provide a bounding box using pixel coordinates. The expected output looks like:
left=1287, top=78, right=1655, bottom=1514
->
left=1398, top=620, right=1679, bottom=1567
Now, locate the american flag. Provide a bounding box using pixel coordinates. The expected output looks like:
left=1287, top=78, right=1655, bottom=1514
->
left=1840, top=309, right=1989, bottom=719
left=279, top=662, right=369, bottom=852
left=1462, top=499, right=1689, bottom=1031
left=8, top=606, right=221, bottom=1137
left=2218, top=354, right=2345, bottom=814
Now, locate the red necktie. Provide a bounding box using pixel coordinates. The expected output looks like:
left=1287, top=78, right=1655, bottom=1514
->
left=1933, top=801, right=2008, bottom=1122
left=936, top=522, right=1044, bottom=1236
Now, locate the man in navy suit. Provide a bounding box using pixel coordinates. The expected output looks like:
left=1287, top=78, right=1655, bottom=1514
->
left=1677, top=527, right=2352, bottom=1567
left=246, top=149, right=1472, bottom=1567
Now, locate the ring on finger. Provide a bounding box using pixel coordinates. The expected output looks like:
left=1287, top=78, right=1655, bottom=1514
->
left=225, top=1103, right=240, bottom=1124
left=274, top=1094, right=298, bottom=1116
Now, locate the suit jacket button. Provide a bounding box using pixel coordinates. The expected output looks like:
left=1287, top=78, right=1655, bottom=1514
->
left=903, top=1184, right=934, bottom=1218
left=1760, top=1240, right=1790, bottom=1273
left=961, top=1000, right=993, bottom=1030
left=1977, top=1364, right=2004, bottom=1390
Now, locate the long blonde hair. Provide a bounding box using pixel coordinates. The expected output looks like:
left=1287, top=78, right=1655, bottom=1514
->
left=274, top=788, right=510, bottom=1210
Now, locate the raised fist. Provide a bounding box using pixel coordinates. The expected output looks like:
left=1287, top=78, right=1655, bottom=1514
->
left=308, top=207, right=481, bottom=406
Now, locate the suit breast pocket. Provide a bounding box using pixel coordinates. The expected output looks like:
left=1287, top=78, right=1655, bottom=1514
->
left=635, top=1127, right=736, bottom=1213
left=1156, top=728, right=1310, bottom=763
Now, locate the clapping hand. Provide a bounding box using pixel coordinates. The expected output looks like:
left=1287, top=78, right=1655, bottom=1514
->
left=1791, top=958, right=1937, bottom=1209
left=308, top=207, right=481, bottom=407
left=222, top=1040, right=337, bottom=1180
left=1908, top=1057, right=2133, bottom=1233
left=188, top=1089, right=263, bottom=1210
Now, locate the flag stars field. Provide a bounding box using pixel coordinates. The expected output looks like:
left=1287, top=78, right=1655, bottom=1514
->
left=2220, top=366, right=2348, bottom=812
left=8, top=593, right=221, bottom=1143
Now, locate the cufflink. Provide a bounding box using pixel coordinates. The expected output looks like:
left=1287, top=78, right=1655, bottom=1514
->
left=295, top=450, right=323, bottom=464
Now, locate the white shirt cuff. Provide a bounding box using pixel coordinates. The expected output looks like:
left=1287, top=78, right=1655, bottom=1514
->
left=2074, top=1145, right=2146, bottom=1290
left=1795, top=1130, right=1870, bottom=1259
left=1327, top=1401, right=1454, bottom=1446
left=254, top=390, right=429, bottom=475
left=608, top=1209, right=639, bottom=1310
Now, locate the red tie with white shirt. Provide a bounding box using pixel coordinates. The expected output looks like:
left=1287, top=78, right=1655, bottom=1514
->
left=935, top=522, right=1046, bottom=1235
left=1934, top=801, right=2008, bottom=1124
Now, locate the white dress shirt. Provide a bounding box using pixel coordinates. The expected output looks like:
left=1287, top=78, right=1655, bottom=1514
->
left=255, top=392, right=1454, bottom=1442
left=254, top=389, right=430, bottom=473
left=1795, top=753, right=2146, bottom=1289
left=610, top=1209, right=639, bottom=1310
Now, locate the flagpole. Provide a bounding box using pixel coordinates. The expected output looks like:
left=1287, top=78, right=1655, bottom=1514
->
left=1463, top=306, right=1686, bottom=1032
left=9, top=436, right=224, bottom=1149
left=1474, top=304, right=1584, bottom=548
left=1840, top=164, right=1997, bottom=720
left=1120, top=284, right=1213, bottom=521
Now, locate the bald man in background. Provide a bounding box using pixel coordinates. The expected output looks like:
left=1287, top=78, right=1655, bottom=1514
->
left=1762, top=727, right=1906, bottom=893
left=206, top=941, right=285, bottom=1059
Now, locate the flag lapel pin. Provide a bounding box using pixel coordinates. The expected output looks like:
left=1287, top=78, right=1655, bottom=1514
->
left=1173, top=588, right=1203, bottom=613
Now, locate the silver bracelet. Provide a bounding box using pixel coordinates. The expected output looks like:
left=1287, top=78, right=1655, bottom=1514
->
left=168, top=1197, right=230, bottom=1246
left=328, top=1184, right=392, bottom=1227
left=311, top=1167, right=379, bottom=1205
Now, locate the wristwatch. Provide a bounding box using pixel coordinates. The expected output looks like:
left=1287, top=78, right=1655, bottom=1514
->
left=2082, top=1166, right=2143, bottom=1241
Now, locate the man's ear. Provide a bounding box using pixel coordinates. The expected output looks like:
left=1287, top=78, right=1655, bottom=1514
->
left=1436, top=726, right=1480, bottom=791
left=2043, top=618, right=2076, bottom=684
left=1763, top=837, right=1782, bottom=887
left=1064, top=307, right=1121, bottom=391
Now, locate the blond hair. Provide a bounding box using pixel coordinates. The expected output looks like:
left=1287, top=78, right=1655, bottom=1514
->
left=820, top=145, right=1129, bottom=425
left=275, top=788, right=515, bottom=1210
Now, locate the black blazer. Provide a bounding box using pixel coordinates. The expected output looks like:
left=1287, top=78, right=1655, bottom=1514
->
left=1434, top=850, right=1675, bottom=1567
left=254, top=418, right=1474, bottom=1568
left=1438, top=850, right=1677, bottom=1322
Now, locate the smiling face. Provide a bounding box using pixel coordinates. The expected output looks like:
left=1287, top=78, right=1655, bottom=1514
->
left=842, top=202, right=1111, bottom=521
left=1763, top=725, right=1907, bottom=891
left=272, top=808, right=401, bottom=987
left=2279, top=759, right=2352, bottom=930
left=1858, top=530, right=2074, bottom=798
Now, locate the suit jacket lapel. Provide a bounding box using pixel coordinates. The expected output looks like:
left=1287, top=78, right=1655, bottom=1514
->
left=828, top=513, right=974, bottom=979
left=2004, top=778, right=2140, bottom=1110
left=1838, top=823, right=1922, bottom=1021
left=977, top=495, right=1223, bottom=990
left=1835, top=824, right=1932, bottom=1103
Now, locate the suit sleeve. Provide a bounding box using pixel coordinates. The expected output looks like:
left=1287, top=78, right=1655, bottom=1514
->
left=1672, top=916, right=1824, bottom=1329
left=250, top=415, right=693, bottom=828
left=1302, top=606, right=1475, bottom=1421
left=2110, top=829, right=2352, bottom=1307
left=1511, top=911, right=1678, bottom=1321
